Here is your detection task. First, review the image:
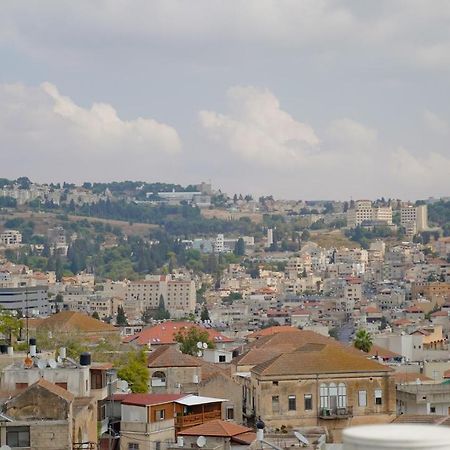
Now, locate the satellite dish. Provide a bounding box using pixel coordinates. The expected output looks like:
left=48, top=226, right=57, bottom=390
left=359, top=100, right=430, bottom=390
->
left=294, top=431, right=310, bottom=446
left=202, top=342, right=208, bottom=349
left=37, top=359, right=47, bottom=369
left=0, top=445, right=12, bottom=450
left=197, top=351, right=203, bottom=357
left=57, top=356, right=63, bottom=364
left=197, top=436, right=207, bottom=448
left=197, top=342, right=203, bottom=349
left=48, top=359, right=57, bottom=369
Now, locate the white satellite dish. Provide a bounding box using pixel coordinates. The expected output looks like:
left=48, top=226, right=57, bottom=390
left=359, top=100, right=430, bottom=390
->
left=197, top=351, right=203, bottom=357
left=0, top=445, right=12, bottom=450
left=57, top=356, right=63, bottom=364
left=294, top=431, right=310, bottom=446
left=202, top=342, right=208, bottom=349
left=197, top=342, right=203, bottom=349
left=37, top=359, right=47, bottom=369
left=197, top=436, right=207, bottom=448
left=48, top=359, right=57, bottom=369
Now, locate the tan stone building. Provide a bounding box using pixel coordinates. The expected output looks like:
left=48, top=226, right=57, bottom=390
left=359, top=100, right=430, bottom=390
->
left=0, top=378, right=97, bottom=449
left=245, top=343, right=395, bottom=441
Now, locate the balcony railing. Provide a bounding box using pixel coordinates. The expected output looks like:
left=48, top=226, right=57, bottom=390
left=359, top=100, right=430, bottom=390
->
left=73, top=442, right=98, bottom=450
left=175, top=410, right=222, bottom=428
left=319, top=406, right=353, bottom=419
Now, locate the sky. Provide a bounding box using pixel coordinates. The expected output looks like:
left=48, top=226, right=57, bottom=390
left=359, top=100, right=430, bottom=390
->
left=1, top=0, right=450, bottom=200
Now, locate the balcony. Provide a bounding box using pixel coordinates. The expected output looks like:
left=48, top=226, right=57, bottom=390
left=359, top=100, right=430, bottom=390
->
left=319, top=406, right=353, bottom=419
left=175, top=410, right=222, bottom=429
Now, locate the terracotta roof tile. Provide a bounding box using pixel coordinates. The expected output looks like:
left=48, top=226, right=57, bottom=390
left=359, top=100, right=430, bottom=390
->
left=148, top=345, right=202, bottom=368
left=125, top=322, right=233, bottom=345
left=251, top=343, right=392, bottom=376
left=38, top=311, right=117, bottom=333
left=179, top=419, right=253, bottom=438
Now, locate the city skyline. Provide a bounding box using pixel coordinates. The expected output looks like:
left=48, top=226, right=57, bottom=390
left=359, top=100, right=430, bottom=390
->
left=1, top=1, right=450, bottom=199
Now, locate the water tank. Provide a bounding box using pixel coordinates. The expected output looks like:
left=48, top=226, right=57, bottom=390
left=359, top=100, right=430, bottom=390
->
left=343, top=424, right=450, bottom=450
left=29, top=338, right=37, bottom=357
left=79, top=352, right=91, bottom=366
left=0, top=344, right=8, bottom=354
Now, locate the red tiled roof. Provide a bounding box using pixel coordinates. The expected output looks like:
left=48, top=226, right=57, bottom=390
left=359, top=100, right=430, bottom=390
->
left=246, top=325, right=296, bottom=338
left=179, top=419, right=253, bottom=439
left=121, top=393, right=186, bottom=406
left=125, top=321, right=233, bottom=345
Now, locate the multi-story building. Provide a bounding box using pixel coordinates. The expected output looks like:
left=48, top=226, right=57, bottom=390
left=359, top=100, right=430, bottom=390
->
left=125, top=276, right=196, bottom=319
left=0, top=230, right=22, bottom=247
left=0, top=285, right=49, bottom=315
left=347, top=201, right=392, bottom=228
left=401, top=204, right=428, bottom=235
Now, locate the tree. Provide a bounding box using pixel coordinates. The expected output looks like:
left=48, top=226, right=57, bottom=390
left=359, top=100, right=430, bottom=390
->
left=154, top=294, right=170, bottom=320
left=234, top=238, right=245, bottom=256
left=353, top=329, right=373, bottom=353
left=116, top=306, right=128, bottom=326
left=52, top=293, right=64, bottom=313
left=200, top=305, right=210, bottom=322
left=117, top=349, right=149, bottom=393
left=174, top=326, right=214, bottom=355
left=0, top=312, right=23, bottom=345
left=92, top=311, right=100, bottom=320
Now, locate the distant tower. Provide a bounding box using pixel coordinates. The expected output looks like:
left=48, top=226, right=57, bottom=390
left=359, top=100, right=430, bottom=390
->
left=267, top=228, right=274, bottom=247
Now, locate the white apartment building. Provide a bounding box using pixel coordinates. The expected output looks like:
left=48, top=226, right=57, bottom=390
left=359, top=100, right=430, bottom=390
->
left=0, top=230, right=22, bottom=247
left=401, top=204, right=428, bottom=235
left=125, top=275, right=196, bottom=319
left=347, top=200, right=392, bottom=228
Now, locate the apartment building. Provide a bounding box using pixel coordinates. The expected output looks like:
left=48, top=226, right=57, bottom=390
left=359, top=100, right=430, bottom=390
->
left=0, top=230, right=22, bottom=247
left=0, top=285, right=49, bottom=315
left=401, top=204, right=428, bottom=234
left=347, top=201, right=393, bottom=229
left=125, top=276, right=196, bottom=319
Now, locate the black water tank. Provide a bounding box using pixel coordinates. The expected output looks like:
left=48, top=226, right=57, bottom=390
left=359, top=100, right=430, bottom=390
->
left=0, top=344, right=7, bottom=354
left=80, top=352, right=91, bottom=366
left=29, top=338, right=36, bottom=346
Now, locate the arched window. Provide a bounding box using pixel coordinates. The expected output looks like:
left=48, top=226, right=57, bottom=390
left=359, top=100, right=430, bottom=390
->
left=151, top=371, right=166, bottom=387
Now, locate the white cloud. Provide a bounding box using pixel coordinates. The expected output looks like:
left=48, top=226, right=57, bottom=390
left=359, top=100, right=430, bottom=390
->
left=199, top=86, right=450, bottom=199
left=199, top=86, right=319, bottom=166
left=423, top=109, right=449, bottom=135
left=0, top=82, right=181, bottom=181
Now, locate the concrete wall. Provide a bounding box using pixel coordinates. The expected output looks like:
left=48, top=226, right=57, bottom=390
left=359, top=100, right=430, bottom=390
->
left=122, top=404, right=148, bottom=422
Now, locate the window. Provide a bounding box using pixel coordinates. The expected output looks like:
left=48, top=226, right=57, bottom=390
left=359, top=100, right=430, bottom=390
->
left=7, top=426, right=30, bottom=447
left=219, top=355, right=226, bottom=363
left=128, top=444, right=139, bottom=450
left=358, top=390, right=367, bottom=407
left=288, top=395, right=296, bottom=411
left=156, top=409, right=165, bottom=420
left=91, top=370, right=104, bottom=389
left=226, top=407, right=234, bottom=420
left=155, top=442, right=161, bottom=450
left=430, top=406, right=436, bottom=414
left=320, top=384, right=329, bottom=409
left=320, top=382, right=346, bottom=411
left=338, top=383, right=347, bottom=408
left=272, top=396, right=280, bottom=414
left=304, top=394, right=313, bottom=411
left=375, top=389, right=383, bottom=405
